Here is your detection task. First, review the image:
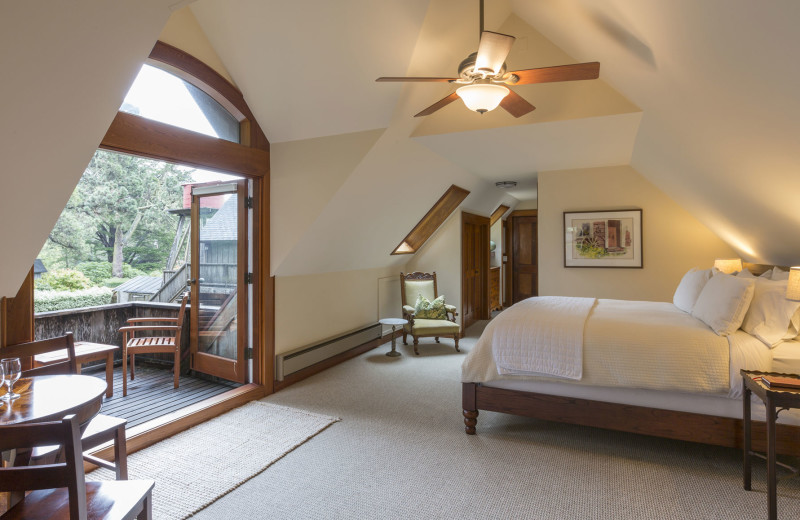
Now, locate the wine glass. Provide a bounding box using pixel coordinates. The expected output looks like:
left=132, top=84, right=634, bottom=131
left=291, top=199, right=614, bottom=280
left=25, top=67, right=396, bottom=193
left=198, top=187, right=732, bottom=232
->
left=0, top=363, right=5, bottom=404
left=0, top=358, right=21, bottom=401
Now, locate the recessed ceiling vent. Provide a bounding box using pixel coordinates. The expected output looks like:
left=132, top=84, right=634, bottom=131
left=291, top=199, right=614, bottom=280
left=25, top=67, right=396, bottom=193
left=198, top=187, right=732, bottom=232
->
left=495, top=181, right=517, bottom=188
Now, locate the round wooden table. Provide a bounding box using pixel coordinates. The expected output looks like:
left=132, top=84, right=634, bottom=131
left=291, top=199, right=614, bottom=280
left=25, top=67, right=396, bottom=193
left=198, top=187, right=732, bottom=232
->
left=0, top=374, right=106, bottom=427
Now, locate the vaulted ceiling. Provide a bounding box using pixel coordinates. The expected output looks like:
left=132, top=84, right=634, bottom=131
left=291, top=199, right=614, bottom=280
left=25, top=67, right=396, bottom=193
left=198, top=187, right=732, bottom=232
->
left=189, top=0, right=800, bottom=270
left=2, top=0, right=799, bottom=295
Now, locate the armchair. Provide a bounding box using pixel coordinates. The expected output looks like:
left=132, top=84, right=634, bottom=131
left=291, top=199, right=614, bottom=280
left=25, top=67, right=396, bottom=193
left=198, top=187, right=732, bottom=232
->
left=400, top=271, right=460, bottom=355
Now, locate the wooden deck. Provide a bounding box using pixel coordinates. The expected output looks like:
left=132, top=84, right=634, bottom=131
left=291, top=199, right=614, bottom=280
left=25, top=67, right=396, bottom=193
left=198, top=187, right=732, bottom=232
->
left=85, top=363, right=241, bottom=429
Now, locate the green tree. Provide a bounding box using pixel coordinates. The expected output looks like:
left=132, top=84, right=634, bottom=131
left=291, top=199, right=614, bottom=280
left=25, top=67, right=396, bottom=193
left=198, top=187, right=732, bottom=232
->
left=52, top=150, right=192, bottom=277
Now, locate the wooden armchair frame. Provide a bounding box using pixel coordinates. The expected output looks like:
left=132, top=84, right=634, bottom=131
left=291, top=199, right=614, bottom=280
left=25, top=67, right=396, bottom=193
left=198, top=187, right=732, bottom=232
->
left=118, top=293, right=188, bottom=397
left=0, top=414, right=154, bottom=519
left=400, top=271, right=460, bottom=355
left=5, top=333, right=129, bottom=480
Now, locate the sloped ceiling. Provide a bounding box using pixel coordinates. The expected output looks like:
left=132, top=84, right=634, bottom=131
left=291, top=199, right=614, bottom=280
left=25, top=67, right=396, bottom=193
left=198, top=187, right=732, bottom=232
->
left=510, top=0, right=800, bottom=265
left=191, top=0, right=648, bottom=276
left=0, top=0, right=176, bottom=297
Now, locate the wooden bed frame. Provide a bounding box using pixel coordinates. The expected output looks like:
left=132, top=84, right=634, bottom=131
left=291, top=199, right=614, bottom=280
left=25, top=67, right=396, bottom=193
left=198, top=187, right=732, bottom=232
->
left=461, top=262, right=800, bottom=456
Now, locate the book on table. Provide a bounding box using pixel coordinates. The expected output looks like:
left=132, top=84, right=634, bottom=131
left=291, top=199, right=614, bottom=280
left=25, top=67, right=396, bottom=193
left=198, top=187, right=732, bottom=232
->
left=761, top=375, right=800, bottom=389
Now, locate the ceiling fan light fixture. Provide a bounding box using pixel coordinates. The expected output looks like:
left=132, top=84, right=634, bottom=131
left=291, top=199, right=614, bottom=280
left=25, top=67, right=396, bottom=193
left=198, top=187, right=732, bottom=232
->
left=456, top=83, right=509, bottom=114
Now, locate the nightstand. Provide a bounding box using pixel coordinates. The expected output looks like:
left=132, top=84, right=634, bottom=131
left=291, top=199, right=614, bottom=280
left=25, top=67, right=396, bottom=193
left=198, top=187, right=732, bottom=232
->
left=741, top=369, right=800, bottom=520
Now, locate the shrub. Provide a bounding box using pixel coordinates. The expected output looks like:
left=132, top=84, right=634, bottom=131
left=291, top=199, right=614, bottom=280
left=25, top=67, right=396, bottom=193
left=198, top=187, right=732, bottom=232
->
left=34, top=287, right=113, bottom=312
left=77, top=262, right=148, bottom=284
left=38, top=269, right=94, bottom=291
left=76, top=262, right=113, bottom=284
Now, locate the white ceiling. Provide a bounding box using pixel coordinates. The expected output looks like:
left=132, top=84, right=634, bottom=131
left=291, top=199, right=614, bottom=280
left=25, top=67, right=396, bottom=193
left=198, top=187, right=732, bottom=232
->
left=190, top=0, right=800, bottom=269
left=190, top=0, right=431, bottom=143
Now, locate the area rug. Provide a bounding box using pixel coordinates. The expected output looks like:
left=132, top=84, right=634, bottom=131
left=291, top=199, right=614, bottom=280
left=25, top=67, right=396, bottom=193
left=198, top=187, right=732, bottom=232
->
left=90, top=401, right=339, bottom=519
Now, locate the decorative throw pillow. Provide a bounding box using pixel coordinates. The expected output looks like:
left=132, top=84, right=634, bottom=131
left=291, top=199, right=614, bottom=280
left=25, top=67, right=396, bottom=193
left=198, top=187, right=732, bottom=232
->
left=691, top=273, right=755, bottom=336
left=673, top=268, right=713, bottom=313
left=771, top=267, right=790, bottom=281
left=741, top=278, right=800, bottom=347
left=415, top=294, right=447, bottom=320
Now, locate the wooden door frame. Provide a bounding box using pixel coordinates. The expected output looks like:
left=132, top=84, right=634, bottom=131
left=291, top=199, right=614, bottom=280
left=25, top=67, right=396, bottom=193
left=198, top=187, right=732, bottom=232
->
left=461, top=212, right=490, bottom=330
left=189, top=180, right=248, bottom=383
left=506, top=209, right=538, bottom=305
left=20, top=41, right=273, bottom=456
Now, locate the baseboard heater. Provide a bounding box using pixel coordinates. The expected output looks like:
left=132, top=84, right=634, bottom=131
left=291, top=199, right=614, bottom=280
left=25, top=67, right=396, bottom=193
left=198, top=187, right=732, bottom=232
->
left=275, top=323, right=382, bottom=381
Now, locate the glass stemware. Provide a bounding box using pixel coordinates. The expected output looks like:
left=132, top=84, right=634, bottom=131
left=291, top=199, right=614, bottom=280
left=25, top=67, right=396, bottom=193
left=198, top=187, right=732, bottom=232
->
left=0, top=363, right=5, bottom=403
left=0, top=358, right=21, bottom=401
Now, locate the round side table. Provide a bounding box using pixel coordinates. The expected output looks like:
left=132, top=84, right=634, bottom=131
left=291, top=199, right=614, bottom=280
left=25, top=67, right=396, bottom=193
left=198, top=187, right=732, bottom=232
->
left=379, top=318, right=408, bottom=357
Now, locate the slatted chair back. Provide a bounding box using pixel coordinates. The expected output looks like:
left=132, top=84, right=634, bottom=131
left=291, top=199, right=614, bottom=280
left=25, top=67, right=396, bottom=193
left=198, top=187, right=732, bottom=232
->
left=0, top=414, right=86, bottom=519
left=1, top=333, right=78, bottom=376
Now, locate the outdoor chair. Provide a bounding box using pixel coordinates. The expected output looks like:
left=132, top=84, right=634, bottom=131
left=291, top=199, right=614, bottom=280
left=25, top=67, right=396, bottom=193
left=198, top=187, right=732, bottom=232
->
left=400, top=271, right=460, bottom=355
left=0, top=414, right=154, bottom=520
left=119, top=292, right=188, bottom=397
left=4, top=332, right=129, bottom=480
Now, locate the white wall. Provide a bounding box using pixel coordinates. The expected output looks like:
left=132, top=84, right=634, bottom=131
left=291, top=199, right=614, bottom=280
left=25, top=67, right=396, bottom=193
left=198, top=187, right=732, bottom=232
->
left=0, top=0, right=175, bottom=297
left=405, top=210, right=463, bottom=328
left=275, top=266, right=401, bottom=355
left=538, top=165, right=737, bottom=301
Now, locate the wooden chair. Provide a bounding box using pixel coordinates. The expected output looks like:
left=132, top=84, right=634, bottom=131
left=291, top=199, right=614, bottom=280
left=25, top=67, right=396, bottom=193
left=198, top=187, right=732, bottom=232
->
left=3, top=333, right=129, bottom=480
left=0, top=414, right=154, bottom=520
left=400, top=272, right=460, bottom=355
left=119, top=293, right=188, bottom=397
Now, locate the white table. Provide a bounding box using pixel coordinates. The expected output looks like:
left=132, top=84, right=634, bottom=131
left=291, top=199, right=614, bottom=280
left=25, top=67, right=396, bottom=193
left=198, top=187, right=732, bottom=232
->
left=379, top=318, right=408, bottom=357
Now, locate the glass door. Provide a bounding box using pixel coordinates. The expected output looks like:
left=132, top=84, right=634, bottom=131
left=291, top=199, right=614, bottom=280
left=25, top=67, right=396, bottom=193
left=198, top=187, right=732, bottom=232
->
left=189, top=180, right=248, bottom=383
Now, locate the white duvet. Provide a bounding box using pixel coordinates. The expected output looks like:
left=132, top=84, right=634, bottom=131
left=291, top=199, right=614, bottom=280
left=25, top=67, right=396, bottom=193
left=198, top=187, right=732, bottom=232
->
left=463, top=298, right=772, bottom=396
left=493, top=296, right=595, bottom=379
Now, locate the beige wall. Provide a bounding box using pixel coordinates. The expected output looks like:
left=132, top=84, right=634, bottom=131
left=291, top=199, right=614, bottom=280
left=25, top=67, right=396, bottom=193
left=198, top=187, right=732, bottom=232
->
left=405, top=210, right=462, bottom=328
left=275, top=266, right=400, bottom=355
left=159, top=7, right=235, bottom=84
left=538, top=165, right=737, bottom=301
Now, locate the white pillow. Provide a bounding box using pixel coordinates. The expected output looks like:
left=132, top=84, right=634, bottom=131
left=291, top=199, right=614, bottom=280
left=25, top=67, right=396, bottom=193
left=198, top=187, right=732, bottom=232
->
left=741, top=278, right=800, bottom=347
left=673, top=268, right=713, bottom=313
left=772, top=267, right=790, bottom=281
left=737, top=269, right=755, bottom=278
left=691, top=273, right=755, bottom=336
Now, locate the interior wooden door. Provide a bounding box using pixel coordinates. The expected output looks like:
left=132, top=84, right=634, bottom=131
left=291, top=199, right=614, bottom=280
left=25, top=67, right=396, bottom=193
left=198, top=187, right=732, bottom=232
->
left=512, top=212, right=538, bottom=303
left=461, top=212, right=490, bottom=330
left=189, top=180, right=249, bottom=383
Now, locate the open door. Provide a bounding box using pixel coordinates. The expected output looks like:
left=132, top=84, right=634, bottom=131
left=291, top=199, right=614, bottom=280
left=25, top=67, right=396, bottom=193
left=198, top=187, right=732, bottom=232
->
left=189, top=180, right=249, bottom=383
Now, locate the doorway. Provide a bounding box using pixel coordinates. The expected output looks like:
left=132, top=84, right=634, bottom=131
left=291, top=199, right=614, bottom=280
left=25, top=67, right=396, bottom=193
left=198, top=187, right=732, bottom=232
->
left=190, top=180, right=251, bottom=384
left=461, top=212, right=490, bottom=330
left=510, top=210, right=538, bottom=304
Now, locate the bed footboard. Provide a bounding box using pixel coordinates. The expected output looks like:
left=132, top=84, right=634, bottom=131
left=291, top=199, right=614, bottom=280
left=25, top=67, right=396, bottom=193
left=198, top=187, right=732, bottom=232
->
left=460, top=382, right=800, bottom=455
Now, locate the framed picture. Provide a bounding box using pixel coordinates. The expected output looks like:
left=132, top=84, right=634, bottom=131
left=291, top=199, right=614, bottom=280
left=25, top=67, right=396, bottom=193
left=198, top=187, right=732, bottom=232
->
left=563, top=209, right=642, bottom=268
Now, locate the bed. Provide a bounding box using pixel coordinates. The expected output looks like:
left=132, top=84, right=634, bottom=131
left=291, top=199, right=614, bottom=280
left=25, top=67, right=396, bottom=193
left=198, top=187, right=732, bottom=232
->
left=461, top=263, right=800, bottom=455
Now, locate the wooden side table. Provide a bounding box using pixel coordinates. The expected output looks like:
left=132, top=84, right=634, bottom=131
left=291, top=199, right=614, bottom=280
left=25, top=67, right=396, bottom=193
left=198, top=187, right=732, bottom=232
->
left=33, top=341, right=118, bottom=398
left=741, top=369, right=800, bottom=520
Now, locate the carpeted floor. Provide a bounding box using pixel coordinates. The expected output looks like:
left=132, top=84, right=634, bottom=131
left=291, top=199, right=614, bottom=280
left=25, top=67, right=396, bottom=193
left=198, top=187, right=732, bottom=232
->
left=91, top=401, right=337, bottom=519
left=193, top=321, right=800, bottom=519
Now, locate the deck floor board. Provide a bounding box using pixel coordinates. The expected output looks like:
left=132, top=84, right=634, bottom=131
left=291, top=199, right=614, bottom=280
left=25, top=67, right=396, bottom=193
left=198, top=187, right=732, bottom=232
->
left=84, top=363, right=240, bottom=429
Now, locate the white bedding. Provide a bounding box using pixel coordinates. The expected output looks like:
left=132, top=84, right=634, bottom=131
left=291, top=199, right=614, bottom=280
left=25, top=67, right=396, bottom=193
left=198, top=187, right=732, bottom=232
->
left=464, top=298, right=771, bottom=396
left=493, top=296, right=595, bottom=379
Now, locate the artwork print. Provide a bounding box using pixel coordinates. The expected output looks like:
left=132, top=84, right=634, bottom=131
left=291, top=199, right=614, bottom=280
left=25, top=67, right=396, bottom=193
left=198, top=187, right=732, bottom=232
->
left=564, top=210, right=642, bottom=268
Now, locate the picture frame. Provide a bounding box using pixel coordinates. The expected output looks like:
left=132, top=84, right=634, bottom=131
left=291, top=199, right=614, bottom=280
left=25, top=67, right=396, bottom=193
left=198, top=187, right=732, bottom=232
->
left=563, top=209, right=642, bottom=268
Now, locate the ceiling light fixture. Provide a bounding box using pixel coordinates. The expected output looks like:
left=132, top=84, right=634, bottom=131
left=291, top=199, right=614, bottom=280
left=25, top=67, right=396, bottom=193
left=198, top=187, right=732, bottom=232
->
left=456, top=81, right=509, bottom=114
left=495, top=181, right=517, bottom=188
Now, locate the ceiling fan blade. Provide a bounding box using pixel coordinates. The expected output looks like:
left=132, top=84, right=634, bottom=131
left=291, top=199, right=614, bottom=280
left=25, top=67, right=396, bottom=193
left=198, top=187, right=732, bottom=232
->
left=376, top=77, right=457, bottom=82
left=414, top=92, right=459, bottom=117
left=500, top=90, right=536, bottom=118
left=474, top=31, right=516, bottom=76
left=508, top=62, right=600, bottom=85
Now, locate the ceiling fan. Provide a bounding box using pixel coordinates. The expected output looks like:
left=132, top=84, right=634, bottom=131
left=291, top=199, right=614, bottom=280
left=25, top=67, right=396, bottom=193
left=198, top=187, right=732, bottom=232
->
left=376, top=0, right=600, bottom=118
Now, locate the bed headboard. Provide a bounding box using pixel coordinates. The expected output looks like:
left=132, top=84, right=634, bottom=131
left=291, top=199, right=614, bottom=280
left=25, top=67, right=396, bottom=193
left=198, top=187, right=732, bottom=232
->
left=744, top=262, right=790, bottom=276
